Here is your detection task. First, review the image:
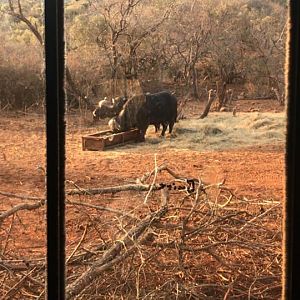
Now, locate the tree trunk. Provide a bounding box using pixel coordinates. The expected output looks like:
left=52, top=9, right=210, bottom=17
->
left=199, top=89, right=216, bottom=119
left=123, top=75, right=128, bottom=98
left=111, top=41, right=118, bottom=80
left=216, top=81, right=227, bottom=111
left=191, top=66, right=199, bottom=99
left=65, top=66, right=92, bottom=110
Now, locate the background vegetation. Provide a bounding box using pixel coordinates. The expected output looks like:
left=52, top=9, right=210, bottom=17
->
left=0, top=0, right=287, bottom=110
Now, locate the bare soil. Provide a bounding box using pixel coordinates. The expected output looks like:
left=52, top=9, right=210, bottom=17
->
left=0, top=98, right=285, bottom=299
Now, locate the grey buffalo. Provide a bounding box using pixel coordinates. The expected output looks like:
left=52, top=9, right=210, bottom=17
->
left=108, top=94, right=148, bottom=141
left=92, top=96, right=127, bottom=121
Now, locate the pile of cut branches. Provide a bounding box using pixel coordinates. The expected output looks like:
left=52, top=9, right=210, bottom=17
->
left=0, top=164, right=282, bottom=299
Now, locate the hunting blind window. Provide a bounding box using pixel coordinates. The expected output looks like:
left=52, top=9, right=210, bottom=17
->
left=45, top=1, right=298, bottom=298
left=0, top=0, right=298, bottom=299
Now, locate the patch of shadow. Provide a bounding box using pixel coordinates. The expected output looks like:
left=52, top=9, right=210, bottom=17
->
left=190, top=135, right=205, bottom=144
left=251, top=118, right=272, bottom=129
left=203, top=126, right=223, bottom=136
left=146, top=137, right=162, bottom=144
left=268, top=123, right=284, bottom=130
left=175, top=127, right=197, bottom=134
left=259, top=131, right=283, bottom=139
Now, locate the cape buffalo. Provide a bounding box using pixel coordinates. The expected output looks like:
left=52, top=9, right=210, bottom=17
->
left=108, top=94, right=149, bottom=141
left=92, top=96, right=127, bottom=121
left=108, top=91, right=177, bottom=141
left=145, top=91, right=177, bottom=136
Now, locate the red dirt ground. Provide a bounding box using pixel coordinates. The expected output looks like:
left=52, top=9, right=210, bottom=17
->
left=0, top=98, right=285, bottom=298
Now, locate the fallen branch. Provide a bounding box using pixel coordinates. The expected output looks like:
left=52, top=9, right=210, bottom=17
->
left=0, top=191, right=44, bottom=201
left=0, top=259, right=45, bottom=271
left=66, top=224, right=88, bottom=264
left=66, top=183, right=161, bottom=196
left=1, top=214, right=15, bottom=255
left=238, top=203, right=281, bottom=232
left=146, top=239, right=261, bottom=253
left=144, top=153, right=159, bottom=203
left=0, top=201, right=45, bottom=224
left=66, top=196, right=169, bottom=299
left=139, top=164, right=196, bottom=184
left=3, top=267, right=38, bottom=300
left=0, top=190, right=138, bottom=220
left=67, top=200, right=138, bottom=220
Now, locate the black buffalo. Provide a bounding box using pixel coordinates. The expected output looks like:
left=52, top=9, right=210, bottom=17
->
left=92, top=96, right=127, bottom=121
left=109, top=91, right=177, bottom=141
left=145, top=91, right=177, bottom=136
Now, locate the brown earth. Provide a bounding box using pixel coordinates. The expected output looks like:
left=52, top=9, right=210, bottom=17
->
left=0, top=98, right=285, bottom=299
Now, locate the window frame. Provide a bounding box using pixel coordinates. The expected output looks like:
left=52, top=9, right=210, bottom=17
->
left=44, top=1, right=300, bottom=299
left=45, top=1, right=65, bottom=299
left=284, top=2, right=300, bottom=299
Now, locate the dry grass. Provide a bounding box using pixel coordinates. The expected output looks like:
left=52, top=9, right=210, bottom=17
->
left=87, top=112, right=286, bottom=153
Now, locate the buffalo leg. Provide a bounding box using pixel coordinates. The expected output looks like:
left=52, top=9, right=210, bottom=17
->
left=154, top=123, right=160, bottom=132
left=161, top=123, right=168, bottom=136
left=168, top=121, right=175, bottom=134
left=138, top=130, right=145, bottom=142
left=138, top=126, right=148, bottom=142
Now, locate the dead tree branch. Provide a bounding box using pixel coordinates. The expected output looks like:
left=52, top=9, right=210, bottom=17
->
left=66, top=224, right=88, bottom=264
left=66, top=197, right=168, bottom=299
left=1, top=214, right=15, bottom=255
left=199, top=89, right=217, bottom=119
left=0, top=191, right=44, bottom=201
left=0, top=201, right=45, bottom=224
left=67, top=200, right=138, bottom=220
left=6, top=0, right=43, bottom=46
left=2, top=267, right=38, bottom=300
left=66, top=183, right=161, bottom=196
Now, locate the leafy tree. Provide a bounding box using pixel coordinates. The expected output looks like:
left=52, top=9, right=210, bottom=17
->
left=0, top=0, right=288, bottom=109
left=241, top=0, right=286, bottom=100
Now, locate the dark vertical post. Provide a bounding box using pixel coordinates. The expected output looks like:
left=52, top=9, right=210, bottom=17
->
left=45, top=0, right=65, bottom=299
left=285, top=1, right=300, bottom=299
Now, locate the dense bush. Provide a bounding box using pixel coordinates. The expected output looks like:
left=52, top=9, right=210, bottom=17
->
left=0, top=0, right=287, bottom=110
left=0, top=36, right=44, bottom=110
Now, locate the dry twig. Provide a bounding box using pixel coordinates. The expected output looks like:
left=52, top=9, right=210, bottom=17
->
left=66, top=197, right=168, bottom=299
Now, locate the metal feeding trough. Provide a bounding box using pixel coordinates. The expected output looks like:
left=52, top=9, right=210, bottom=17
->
left=82, top=129, right=142, bottom=151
